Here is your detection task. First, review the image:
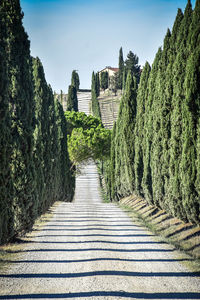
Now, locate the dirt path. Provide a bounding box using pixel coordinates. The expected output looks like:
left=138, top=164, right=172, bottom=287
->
left=0, top=161, right=200, bottom=299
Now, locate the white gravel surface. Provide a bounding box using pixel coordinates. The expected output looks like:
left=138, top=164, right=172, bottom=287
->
left=0, top=162, right=200, bottom=300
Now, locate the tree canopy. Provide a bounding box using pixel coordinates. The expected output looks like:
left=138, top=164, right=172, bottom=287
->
left=65, top=111, right=111, bottom=166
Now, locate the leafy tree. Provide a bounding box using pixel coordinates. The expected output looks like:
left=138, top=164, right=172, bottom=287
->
left=100, top=71, right=109, bottom=90
left=118, top=47, right=124, bottom=89
left=71, top=70, right=80, bottom=91
left=65, top=111, right=111, bottom=166
left=67, top=85, right=78, bottom=111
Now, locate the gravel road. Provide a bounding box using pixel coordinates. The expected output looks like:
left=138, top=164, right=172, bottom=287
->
left=0, top=161, right=200, bottom=300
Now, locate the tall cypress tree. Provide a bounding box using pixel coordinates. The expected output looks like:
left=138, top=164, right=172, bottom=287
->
left=4, top=0, right=37, bottom=233
left=118, top=47, right=124, bottom=90
left=91, top=71, right=101, bottom=118
left=134, top=62, right=151, bottom=196
left=168, top=0, right=193, bottom=220
left=142, top=47, right=162, bottom=204
left=67, top=85, right=78, bottom=112
left=71, top=70, right=80, bottom=91
left=114, top=71, right=137, bottom=197
left=124, top=51, right=141, bottom=84
left=179, top=0, right=200, bottom=223
left=0, top=3, right=14, bottom=243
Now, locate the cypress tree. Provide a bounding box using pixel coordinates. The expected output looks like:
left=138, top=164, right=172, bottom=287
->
left=67, top=85, right=78, bottom=112
left=125, top=51, right=141, bottom=84
left=95, top=72, right=100, bottom=97
left=179, top=0, right=200, bottom=223
left=142, top=48, right=162, bottom=204
left=100, top=71, right=109, bottom=91
left=0, top=4, right=14, bottom=243
left=71, top=70, right=80, bottom=91
left=4, top=0, right=37, bottom=233
left=163, top=8, right=184, bottom=209
left=168, top=0, right=193, bottom=220
left=110, top=122, right=116, bottom=200
left=134, top=62, right=151, bottom=196
left=118, top=47, right=124, bottom=90
left=114, top=71, right=137, bottom=197
left=91, top=71, right=101, bottom=118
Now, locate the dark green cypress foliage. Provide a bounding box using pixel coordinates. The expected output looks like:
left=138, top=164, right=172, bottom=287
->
left=114, top=71, right=137, bottom=198
left=95, top=72, right=100, bottom=97
left=179, top=1, right=200, bottom=223
left=151, top=29, right=172, bottom=209
left=67, top=85, right=78, bottom=112
left=71, top=70, right=80, bottom=91
left=118, top=47, right=124, bottom=90
left=32, top=57, right=46, bottom=215
left=0, top=5, right=14, bottom=243
left=142, top=48, right=162, bottom=204
left=55, top=99, right=75, bottom=201
left=4, top=0, right=37, bottom=233
left=163, top=9, right=183, bottom=208
left=134, top=62, right=151, bottom=196
left=125, top=51, right=141, bottom=85
left=110, top=122, right=116, bottom=200
left=168, top=0, right=193, bottom=220
left=91, top=71, right=101, bottom=118
left=100, top=71, right=109, bottom=91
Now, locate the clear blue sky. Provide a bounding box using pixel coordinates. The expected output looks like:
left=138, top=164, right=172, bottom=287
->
left=20, top=0, right=196, bottom=92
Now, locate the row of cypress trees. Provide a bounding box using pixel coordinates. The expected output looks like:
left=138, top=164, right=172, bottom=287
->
left=107, top=0, right=200, bottom=224
left=0, top=0, right=75, bottom=244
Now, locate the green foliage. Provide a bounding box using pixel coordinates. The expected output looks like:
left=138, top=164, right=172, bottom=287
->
left=65, top=111, right=111, bottom=166
left=110, top=72, right=119, bottom=95
left=91, top=71, right=101, bottom=118
left=118, top=47, right=124, bottom=90
left=100, top=71, right=109, bottom=90
left=71, top=70, right=80, bottom=90
left=67, top=85, right=78, bottom=112
left=124, top=51, right=141, bottom=85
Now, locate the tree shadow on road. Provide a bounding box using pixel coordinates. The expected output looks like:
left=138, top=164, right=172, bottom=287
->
left=0, top=291, right=200, bottom=299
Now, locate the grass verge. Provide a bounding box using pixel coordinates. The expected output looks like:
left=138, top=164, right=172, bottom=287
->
left=119, top=195, right=200, bottom=272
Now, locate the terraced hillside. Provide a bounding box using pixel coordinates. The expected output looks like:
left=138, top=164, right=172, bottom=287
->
left=98, top=93, right=121, bottom=129
left=77, top=92, right=91, bottom=115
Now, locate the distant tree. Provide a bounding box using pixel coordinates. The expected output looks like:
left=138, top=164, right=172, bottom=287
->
left=65, top=111, right=111, bottom=167
left=109, top=72, right=119, bottom=95
left=91, top=71, right=101, bottom=118
left=67, top=85, right=78, bottom=112
left=71, top=70, right=80, bottom=90
left=95, top=72, right=100, bottom=97
left=100, top=71, right=109, bottom=91
left=124, top=51, right=141, bottom=84
left=118, top=47, right=124, bottom=89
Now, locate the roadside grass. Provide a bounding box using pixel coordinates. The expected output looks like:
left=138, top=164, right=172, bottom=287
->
left=0, top=201, right=59, bottom=272
left=119, top=195, right=200, bottom=272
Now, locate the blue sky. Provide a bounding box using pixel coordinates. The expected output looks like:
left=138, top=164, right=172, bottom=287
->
left=21, top=0, right=196, bottom=92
